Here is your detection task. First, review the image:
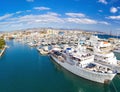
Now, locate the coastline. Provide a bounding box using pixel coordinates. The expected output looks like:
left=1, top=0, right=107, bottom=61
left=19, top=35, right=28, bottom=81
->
left=0, top=46, right=6, bottom=57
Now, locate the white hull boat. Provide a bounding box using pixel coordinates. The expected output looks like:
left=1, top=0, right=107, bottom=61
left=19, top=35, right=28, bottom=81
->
left=50, top=49, right=116, bottom=84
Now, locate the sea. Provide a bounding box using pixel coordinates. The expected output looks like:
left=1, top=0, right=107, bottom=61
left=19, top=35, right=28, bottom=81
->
left=0, top=36, right=120, bottom=92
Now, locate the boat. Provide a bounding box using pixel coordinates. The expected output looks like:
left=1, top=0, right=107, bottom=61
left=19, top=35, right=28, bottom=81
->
left=50, top=47, right=116, bottom=83
left=93, top=41, right=120, bottom=73
left=37, top=46, right=49, bottom=55
left=28, top=42, right=37, bottom=47
left=113, top=47, right=120, bottom=53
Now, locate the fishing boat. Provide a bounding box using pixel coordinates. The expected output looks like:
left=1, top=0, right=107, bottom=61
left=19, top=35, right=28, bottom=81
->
left=50, top=47, right=116, bottom=83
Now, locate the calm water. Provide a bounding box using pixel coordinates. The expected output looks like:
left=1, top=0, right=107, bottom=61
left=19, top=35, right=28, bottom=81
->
left=0, top=40, right=120, bottom=92
left=95, top=34, right=120, bottom=39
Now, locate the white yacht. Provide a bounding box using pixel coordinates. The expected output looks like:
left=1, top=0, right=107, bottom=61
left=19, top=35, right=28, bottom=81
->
left=93, top=41, right=120, bottom=73
left=50, top=46, right=116, bottom=84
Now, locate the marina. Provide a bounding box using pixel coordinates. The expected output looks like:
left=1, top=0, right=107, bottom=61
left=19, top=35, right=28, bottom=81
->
left=0, top=0, right=120, bottom=91
left=0, top=38, right=120, bottom=92
left=0, top=33, right=120, bottom=92
left=2, top=29, right=120, bottom=83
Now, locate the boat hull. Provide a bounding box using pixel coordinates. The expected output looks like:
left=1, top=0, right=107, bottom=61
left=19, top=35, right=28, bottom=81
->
left=50, top=55, right=116, bottom=84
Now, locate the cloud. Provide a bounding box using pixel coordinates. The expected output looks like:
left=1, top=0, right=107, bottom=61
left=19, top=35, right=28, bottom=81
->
left=16, top=11, right=23, bottom=14
left=98, top=0, right=107, bottom=4
left=2, top=12, right=63, bottom=27
left=98, top=10, right=103, bottom=12
left=10, top=23, right=23, bottom=27
left=26, top=10, right=31, bottom=12
left=110, top=7, right=118, bottom=13
left=26, top=0, right=34, bottom=2
left=65, top=13, right=85, bottom=17
left=0, top=12, right=65, bottom=31
left=117, top=7, right=120, bottom=9
left=66, top=18, right=97, bottom=24
left=65, top=12, right=109, bottom=25
left=46, top=12, right=60, bottom=16
left=107, top=15, right=120, bottom=20
left=18, top=12, right=63, bottom=23
left=98, top=21, right=110, bottom=25
left=0, top=14, right=13, bottom=21
left=0, top=11, right=110, bottom=31
left=33, top=7, right=50, bottom=10
left=66, top=18, right=109, bottom=25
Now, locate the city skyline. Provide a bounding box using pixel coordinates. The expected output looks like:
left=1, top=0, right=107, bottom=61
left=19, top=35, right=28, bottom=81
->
left=0, top=0, right=120, bottom=33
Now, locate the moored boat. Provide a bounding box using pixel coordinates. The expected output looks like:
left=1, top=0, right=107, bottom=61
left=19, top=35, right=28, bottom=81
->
left=37, top=46, right=49, bottom=55
left=113, top=47, right=120, bottom=53
left=93, top=41, right=120, bottom=73
left=50, top=47, right=116, bottom=84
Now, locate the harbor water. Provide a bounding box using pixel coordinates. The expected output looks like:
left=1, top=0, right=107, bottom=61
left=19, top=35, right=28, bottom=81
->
left=0, top=40, right=120, bottom=92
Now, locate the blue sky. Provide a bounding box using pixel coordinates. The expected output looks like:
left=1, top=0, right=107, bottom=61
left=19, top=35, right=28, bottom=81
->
left=0, top=0, right=120, bottom=33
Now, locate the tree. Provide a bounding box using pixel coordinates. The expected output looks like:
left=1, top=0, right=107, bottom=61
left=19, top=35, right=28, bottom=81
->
left=0, top=38, right=5, bottom=49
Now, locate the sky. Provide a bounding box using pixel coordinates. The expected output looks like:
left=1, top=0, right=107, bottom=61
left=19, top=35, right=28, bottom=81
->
left=0, top=0, right=120, bottom=33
